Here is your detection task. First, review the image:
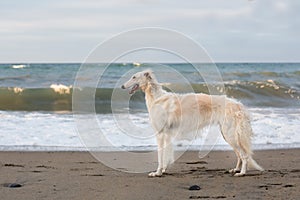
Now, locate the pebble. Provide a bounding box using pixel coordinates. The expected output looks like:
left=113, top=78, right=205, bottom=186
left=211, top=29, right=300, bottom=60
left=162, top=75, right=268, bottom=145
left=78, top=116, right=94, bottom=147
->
left=189, top=185, right=201, bottom=190
left=4, top=183, right=22, bottom=188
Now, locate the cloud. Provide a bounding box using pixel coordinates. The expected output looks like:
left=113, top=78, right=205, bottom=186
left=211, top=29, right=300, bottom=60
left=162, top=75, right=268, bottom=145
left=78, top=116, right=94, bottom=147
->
left=0, top=0, right=299, bottom=62
left=274, top=1, right=289, bottom=12
left=166, top=7, right=252, bottom=20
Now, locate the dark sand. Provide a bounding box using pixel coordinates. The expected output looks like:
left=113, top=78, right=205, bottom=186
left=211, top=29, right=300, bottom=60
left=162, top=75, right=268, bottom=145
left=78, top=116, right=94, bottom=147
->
left=0, top=149, right=299, bottom=200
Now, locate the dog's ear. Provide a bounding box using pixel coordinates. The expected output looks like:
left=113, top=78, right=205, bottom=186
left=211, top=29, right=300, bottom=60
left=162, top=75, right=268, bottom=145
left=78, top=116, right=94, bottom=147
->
left=144, top=72, right=152, bottom=79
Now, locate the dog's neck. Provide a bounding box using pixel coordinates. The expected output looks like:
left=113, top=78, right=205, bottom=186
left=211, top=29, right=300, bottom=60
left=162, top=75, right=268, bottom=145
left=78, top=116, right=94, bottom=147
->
left=142, top=81, right=164, bottom=110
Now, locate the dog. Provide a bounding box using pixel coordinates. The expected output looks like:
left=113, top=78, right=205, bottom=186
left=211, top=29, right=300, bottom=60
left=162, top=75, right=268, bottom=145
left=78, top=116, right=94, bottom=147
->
left=121, top=69, right=264, bottom=177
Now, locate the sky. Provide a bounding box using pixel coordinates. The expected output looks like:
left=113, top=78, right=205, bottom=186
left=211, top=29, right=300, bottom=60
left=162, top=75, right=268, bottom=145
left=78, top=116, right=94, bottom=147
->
left=0, top=0, right=299, bottom=63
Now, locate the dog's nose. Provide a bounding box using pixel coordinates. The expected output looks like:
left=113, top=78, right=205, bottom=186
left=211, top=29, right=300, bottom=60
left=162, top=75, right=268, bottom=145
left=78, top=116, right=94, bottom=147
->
left=121, top=85, right=125, bottom=89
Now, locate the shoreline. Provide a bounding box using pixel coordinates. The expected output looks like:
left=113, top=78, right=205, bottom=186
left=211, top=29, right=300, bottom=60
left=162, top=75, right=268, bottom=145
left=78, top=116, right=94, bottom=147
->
left=1, top=143, right=300, bottom=152
left=0, top=149, right=299, bottom=199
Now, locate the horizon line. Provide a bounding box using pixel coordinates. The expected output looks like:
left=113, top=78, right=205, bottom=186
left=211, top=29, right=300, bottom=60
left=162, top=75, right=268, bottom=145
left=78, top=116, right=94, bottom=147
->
left=0, top=61, right=299, bottom=64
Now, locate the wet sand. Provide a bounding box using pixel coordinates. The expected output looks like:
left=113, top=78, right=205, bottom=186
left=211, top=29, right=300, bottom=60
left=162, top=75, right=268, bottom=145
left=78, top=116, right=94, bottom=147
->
left=0, top=149, right=299, bottom=199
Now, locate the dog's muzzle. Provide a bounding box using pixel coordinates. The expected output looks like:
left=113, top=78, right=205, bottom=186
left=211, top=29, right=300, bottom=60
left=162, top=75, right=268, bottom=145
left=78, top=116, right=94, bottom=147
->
left=129, top=84, right=139, bottom=94
left=121, top=84, right=139, bottom=95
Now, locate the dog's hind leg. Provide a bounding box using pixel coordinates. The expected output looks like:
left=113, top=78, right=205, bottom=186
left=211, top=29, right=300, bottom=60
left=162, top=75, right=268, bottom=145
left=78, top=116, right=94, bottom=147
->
left=221, top=129, right=249, bottom=176
left=233, top=149, right=248, bottom=176
left=229, top=150, right=242, bottom=174
left=233, top=150, right=264, bottom=176
left=220, top=124, right=245, bottom=175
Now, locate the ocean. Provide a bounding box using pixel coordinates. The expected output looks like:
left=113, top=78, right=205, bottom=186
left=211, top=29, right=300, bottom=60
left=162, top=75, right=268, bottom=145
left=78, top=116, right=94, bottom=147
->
left=0, top=63, right=299, bottom=151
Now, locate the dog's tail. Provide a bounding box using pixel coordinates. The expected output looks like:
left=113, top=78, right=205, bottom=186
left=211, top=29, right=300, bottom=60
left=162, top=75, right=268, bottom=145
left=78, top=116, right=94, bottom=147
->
left=248, top=157, right=264, bottom=171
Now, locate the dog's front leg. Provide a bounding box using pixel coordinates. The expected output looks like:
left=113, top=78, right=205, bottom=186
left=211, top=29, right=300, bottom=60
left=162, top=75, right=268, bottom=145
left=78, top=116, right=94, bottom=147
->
left=148, top=133, right=164, bottom=177
left=162, top=134, right=173, bottom=173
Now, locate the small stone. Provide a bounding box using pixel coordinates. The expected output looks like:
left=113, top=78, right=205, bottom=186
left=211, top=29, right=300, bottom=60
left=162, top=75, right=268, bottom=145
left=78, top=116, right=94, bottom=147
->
left=4, top=183, right=22, bottom=188
left=284, top=184, right=294, bottom=188
left=189, top=185, right=201, bottom=190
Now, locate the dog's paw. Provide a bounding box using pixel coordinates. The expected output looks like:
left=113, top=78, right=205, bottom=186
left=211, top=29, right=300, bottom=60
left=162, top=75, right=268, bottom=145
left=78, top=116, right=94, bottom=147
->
left=234, top=172, right=245, bottom=177
left=148, top=171, right=162, bottom=177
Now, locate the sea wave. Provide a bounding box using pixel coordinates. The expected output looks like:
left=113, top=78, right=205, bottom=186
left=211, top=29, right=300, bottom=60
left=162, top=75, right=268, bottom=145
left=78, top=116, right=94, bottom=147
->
left=225, top=71, right=292, bottom=78
left=0, top=80, right=299, bottom=112
left=223, top=80, right=299, bottom=98
left=0, top=75, right=30, bottom=81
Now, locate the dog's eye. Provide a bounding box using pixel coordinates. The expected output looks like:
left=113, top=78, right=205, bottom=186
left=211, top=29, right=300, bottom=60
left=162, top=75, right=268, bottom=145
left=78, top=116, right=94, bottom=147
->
left=132, top=76, right=136, bottom=79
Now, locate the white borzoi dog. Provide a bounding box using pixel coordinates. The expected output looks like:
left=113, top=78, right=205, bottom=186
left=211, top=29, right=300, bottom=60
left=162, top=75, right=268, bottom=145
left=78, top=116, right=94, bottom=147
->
left=121, top=69, right=264, bottom=177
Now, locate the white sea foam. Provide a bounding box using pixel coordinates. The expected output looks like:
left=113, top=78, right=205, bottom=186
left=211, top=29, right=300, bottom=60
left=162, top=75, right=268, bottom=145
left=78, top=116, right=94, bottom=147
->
left=133, top=62, right=141, bottom=67
left=50, top=84, right=72, bottom=94
left=8, top=87, right=24, bottom=94
left=11, top=64, right=27, bottom=69
left=0, top=108, right=299, bottom=151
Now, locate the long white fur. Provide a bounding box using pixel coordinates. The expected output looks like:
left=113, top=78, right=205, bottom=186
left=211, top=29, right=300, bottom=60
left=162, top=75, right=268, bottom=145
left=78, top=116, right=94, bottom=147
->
left=122, top=69, right=264, bottom=177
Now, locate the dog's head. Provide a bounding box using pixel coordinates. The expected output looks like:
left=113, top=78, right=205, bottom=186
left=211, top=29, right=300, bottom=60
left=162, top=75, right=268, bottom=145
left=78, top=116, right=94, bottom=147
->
left=121, top=69, right=153, bottom=94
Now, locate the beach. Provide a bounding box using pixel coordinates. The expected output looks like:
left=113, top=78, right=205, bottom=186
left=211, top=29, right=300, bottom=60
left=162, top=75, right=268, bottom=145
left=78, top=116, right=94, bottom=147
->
left=0, top=63, right=299, bottom=199
left=1, top=149, right=299, bottom=200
